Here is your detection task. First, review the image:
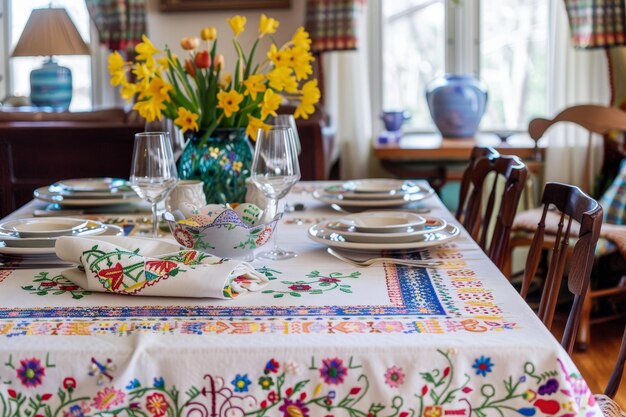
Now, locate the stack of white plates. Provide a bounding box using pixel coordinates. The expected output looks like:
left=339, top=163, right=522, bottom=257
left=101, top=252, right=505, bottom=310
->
left=0, top=217, right=123, bottom=255
left=308, top=211, right=460, bottom=251
left=34, top=177, right=140, bottom=207
left=313, top=179, right=434, bottom=208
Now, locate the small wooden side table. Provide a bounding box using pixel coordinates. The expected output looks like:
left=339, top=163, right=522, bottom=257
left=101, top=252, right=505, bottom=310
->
left=373, top=133, right=545, bottom=196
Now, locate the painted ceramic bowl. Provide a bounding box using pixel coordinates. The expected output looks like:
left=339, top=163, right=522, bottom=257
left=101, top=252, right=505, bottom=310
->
left=163, top=210, right=280, bottom=261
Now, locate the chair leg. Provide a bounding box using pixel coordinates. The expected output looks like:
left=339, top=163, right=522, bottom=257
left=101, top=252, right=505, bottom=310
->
left=577, top=286, right=592, bottom=351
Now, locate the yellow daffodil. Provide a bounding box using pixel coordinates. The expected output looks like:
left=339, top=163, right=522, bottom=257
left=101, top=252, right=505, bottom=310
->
left=108, top=51, right=127, bottom=74
left=267, top=44, right=289, bottom=68
left=132, top=63, right=154, bottom=81
left=200, top=26, right=217, bottom=41
left=292, top=27, right=311, bottom=50
left=174, top=107, right=199, bottom=133
left=295, top=80, right=321, bottom=119
left=135, top=35, right=160, bottom=67
left=261, top=89, right=281, bottom=120
left=288, top=47, right=314, bottom=80
left=146, top=78, right=173, bottom=103
left=228, top=15, right=246, bottom=37
left=259, top=14, right=279, bottom=37
left=133, top=97, right=166, bottom=122
left=120, top=81, right=137, bottom=102
left=242, top=74, right=266, bottom=100
left=246, top=115, right=271, bottom=140
left=110, top=69, right=127, bottom=87
left=157, top=56, right=170, bottom=71
left=219, top=72, right=232, bottom=89
left=217, top=90, right=244, bottom=118
left=267, top=67, right=296, bottom=92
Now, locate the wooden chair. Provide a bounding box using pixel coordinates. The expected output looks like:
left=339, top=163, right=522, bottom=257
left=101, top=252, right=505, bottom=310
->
left=510, top=104, right=626, bottom=350
left=456, top=147, right=528, bottom=271
left=520, top=182, right=603, bottom=354
left=594, top=324, right=626, bottom=416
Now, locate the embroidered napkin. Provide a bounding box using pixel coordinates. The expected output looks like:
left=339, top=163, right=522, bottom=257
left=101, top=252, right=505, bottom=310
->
left=55, top=236, right=268, bottom=299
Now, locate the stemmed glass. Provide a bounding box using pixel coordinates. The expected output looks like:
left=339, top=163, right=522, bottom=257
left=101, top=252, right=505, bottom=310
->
left=144, top=118, right=187, bottom=161
left=252, top=126, right=301, bottom=260
left=130, top=132, right=179, bottom=238
left=269, top=114, right=302, bottom=155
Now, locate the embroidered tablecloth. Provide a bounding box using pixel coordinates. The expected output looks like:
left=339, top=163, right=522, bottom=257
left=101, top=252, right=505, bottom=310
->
left=0, top=182, right=601, bottom=417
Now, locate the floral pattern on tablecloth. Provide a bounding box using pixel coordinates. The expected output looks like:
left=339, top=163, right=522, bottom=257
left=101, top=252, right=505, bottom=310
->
left=0, top=351, right=598, bottom=417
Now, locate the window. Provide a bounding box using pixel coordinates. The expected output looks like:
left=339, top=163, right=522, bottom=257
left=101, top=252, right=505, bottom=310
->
left=380, top=0, right=549, bottom=132
left=8, top=0, right=92, bottom=110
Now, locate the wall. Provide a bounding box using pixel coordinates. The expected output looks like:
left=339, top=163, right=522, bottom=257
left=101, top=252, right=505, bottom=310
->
left=146, top=0, right=306, bottom=75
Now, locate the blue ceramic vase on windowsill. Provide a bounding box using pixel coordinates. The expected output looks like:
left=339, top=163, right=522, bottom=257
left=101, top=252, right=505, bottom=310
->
left=426, top=74, right=488, bottom=138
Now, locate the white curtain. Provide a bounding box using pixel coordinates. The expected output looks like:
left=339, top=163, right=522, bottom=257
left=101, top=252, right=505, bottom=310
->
left=544, top=0, right=610, bottom=193
left=322, top=4, right=373, bottom=180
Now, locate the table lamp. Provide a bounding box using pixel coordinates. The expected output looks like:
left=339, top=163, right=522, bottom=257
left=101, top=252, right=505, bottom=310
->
left=10, top=7, right=90, bottom=110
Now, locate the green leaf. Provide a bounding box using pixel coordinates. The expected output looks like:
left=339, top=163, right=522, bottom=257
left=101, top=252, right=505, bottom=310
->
left=289, top=292, right=302, bottom=297
left=339, top=288, right=352, bottom=293
left=274, top=293, right=284, bottom=298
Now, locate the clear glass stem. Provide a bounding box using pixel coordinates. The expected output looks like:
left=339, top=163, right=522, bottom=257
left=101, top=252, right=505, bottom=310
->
left=268, top=197, right=280, bottom=252
left=151, top=202, right=159, bottom=238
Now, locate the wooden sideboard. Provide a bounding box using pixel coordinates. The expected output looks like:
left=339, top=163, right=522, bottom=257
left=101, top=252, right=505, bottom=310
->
left=0, top=121, right=144, bottom=217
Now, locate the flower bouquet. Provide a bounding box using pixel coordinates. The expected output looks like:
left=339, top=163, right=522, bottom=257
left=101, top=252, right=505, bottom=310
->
left=108, top=14, right=320, bottom=204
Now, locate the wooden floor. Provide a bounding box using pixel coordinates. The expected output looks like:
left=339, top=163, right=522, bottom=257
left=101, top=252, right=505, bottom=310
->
left=551, top=311, right=626, bottom=408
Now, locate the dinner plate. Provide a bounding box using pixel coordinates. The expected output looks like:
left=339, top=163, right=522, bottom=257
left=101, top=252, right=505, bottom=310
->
left=313, top=188, right=434, bottom=208
left=0, top=220, right=110, bottom=248
left=324, top=217, right=447, bottom=243
left=323, top=179, right=425, bottom=200
left=0, top=224, right=124, bottom=255
left=308, top=222, right=460, bottom=251
left=327, top=211, right=426, bottom=233
left=0, top=217, right=87, bottom=238
left=57, top=177, right=128, bottom=192
left=34, top=186, right=141, bottom=207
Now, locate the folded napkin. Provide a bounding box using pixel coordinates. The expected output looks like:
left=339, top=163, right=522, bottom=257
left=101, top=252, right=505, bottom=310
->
left=55, top=236, right=268, bottom=299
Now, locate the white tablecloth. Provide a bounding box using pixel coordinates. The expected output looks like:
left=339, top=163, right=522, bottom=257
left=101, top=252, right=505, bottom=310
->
left=0, top=182, right=601, bottom=417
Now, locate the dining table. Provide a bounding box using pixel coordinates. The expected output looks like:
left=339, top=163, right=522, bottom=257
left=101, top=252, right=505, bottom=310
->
left=0, top=181, right=602, bottom=417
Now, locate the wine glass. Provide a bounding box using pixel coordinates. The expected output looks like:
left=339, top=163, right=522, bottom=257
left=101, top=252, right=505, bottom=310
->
left=269, top=114, right=301, bottom=155
left=130, top=132, right=179, bottom=238
left=252, top=126, right=301, bottom=260
left=145, top=118, right=187, bottom=161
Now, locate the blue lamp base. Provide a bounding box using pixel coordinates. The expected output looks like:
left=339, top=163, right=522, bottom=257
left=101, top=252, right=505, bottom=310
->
left=30, top=59, right=72, bottom=110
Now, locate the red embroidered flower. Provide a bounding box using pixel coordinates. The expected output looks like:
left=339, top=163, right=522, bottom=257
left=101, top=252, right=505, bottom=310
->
left=63, top=377, right=77, bottom=391
left=288, top=284, right=311, bottom=292
left=40, top=282, right=57, bottom=287
left=146, top=392, right=169, bottom=417
left=384, top=365, right=405, bottom=388
left=16, top=358, right=45, bottom=387
left=255, top=227, right=273, bottom=246
left=97, top=263, right=124, bottom=291
left=319, top=277, right=340, bottom=283
left=91, top=387, right=125, bottom=411
left=144, top=260, right=178, bottom=281
left=59, top=285, right=80, bottom=291
left=173, top=227, right=195, bottom=248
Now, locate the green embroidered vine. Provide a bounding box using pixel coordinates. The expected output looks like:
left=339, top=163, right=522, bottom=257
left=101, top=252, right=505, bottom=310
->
left=261, top=270, right=361, bottom=298
left=21, top=272, right=91, bottom=299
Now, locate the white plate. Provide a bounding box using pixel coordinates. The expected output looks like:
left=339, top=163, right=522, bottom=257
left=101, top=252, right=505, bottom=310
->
left=34, top=186, right=141, bottom=207
left=0, top=217, right=87, bottom=238
left=323, top=180, right=425, bottom=200
left=324, top=217, right=447, bottom=243
left=313, top=188, right=434, bottom=208
left=328, top=211, right=426, bottom=233
left=308, top=222, right=460, bottom=251
left=57, top=177, right=128, bottom=192
left=0, top=220, right=109, bottom=248
left=0, top=224, right=124, bottom=255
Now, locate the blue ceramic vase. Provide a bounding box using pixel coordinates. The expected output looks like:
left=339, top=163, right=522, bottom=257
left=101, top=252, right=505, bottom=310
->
left=426, top=74, right=488, bottom=137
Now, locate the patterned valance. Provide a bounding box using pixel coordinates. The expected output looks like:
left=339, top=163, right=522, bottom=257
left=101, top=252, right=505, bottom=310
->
left=304, top=0, right=365, bottom=53
left=564, top=0, right=626, bottom=48
left=85, top=0, right=147, bottom=52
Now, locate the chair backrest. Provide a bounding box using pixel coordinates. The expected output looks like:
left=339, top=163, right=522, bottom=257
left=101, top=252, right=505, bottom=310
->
left=529, top=104, right=626, bottom=195
left=520, top=182, right=603, bottom=354
left=605, top=324, right=626, bottom=398
left=456, top=147, right=528, bottom=271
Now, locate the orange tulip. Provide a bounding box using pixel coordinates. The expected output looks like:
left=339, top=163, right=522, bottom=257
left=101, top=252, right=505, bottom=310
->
left=195, top=51, right=211, bottom=69
left=180, top=37, right=199, bottom=51
left=213, top=53, right=224, bottom=70
left=184, top=59, right=196, bottom=77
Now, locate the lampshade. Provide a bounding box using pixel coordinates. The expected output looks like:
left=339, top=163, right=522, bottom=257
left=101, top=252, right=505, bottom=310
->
left=11, top=8, right=90, bottom=57
left=11, top=7, right=90, bottom=110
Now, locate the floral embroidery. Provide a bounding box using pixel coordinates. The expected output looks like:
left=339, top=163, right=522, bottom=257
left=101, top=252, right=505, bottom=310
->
left=0, top=352, right=598, bottom=417
left=91, top=386, right=125, bottom=410
left=88, top=357, right=116, bottom=385
left=384, top=365, right=405, bottom=388
left=472, top=355, right=494, bottom=376
left=146, top=392, right=169, bottom=417
left=16, top=357, right=45, bottom=387
left=319, top=358, right=348, bottom=385
left=21, top=272, right=91, bottom=299
left=262, top=270, right=361, bottom=298
left=231, top=373, right=252, bottom=392
left=258, top=376, right=274, bottom=390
